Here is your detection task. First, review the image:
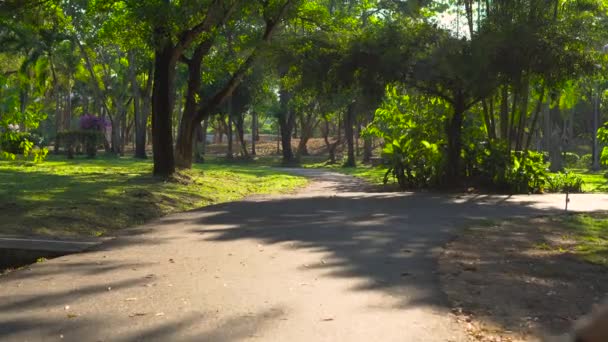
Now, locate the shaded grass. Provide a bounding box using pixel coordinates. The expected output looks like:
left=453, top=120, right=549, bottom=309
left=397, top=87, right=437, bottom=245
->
left=554, top=212, right=608, bottom=265
left=0, top=154, right=307, bottom=238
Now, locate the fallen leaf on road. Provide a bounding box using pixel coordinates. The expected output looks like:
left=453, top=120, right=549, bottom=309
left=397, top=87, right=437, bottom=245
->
left=321, top=317, right=334, bottom=322
left=129, top=313, right=147, bottom=317
left=67, top=313, right=78, bottom=319
left=169, top=259, right=175, bottom=263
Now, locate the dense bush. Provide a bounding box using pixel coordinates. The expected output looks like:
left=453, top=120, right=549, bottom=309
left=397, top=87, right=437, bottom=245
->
left=473, top=142, right=548, bottom=193
left=367, top=87, right=553, bottom=193
left=546, top=172, right=584, bottom=193
left=578, top=154, right=593, bottom=168
left=0, top=132, right=43, bottom=154
left=56, top=130, right=104, bottom=158
left=563, top=152, right=580, bottom=168
left=366, top=87, right=446, bottom=189
left=0, top=131, right=47, bottom=162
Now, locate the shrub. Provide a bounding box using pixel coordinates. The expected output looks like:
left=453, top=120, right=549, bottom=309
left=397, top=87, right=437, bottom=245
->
left=475, top=143, right=548, bottom=193
left=579, top=154, right=593, bottom=168
left=79, top=114, right=110, bottom=131
left=546, top=172, right=584, bottom=193
left=563, top=152, right=580, bottom=168
left=506, top=151, right=548, bottom=194
left=0, top=131, right=48, bottom=162
left=56, top=130, right=104, bottom=158
left=0, top=132, right=44, bottom=154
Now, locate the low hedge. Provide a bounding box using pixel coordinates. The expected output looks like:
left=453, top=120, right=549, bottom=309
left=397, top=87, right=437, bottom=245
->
left=56, top=130, right=104, bottom=158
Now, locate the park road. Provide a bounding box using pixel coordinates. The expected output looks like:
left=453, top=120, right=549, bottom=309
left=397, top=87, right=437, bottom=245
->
left=1, top=169, right=608, bottom=342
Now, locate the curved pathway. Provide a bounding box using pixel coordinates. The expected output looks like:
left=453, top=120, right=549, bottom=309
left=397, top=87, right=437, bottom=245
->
left=1, top=169, right=607, bottom=342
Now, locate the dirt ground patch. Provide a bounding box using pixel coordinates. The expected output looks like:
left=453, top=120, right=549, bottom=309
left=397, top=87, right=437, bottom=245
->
left=439, top=215, right=608, bottom=341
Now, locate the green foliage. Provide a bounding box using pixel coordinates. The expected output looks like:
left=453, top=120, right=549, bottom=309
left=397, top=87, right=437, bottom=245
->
left=563, top=152, right=580, bottom=168
left=56, top=131, right=105, bottom=158
left=558, top=213, right=608, bottom=265
left=365, top=86, right=446, bottom=189
left=473, top=141, right=549, bottom=193
left=0, top=131, right=48, bottom=162
left=505, top=151, right=549, bottom=194
left=1, top=132, right=43, bottom=154
left=546, top=172, right=585, bottom=193
left=0, top=156, right=307, bottom=237
left=579, top=154, right=593, bottom=169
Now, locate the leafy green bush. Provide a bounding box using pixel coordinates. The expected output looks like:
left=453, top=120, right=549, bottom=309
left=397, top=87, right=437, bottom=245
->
left=505, top=151, right=549, bottom=193
left=578, top=154, right=593, bottom=168
left=0, top=132, right=44, bottom=154
left=56, top=131, right=104, bottom=158
left=563, top=152, right=580, bottom=168
left=0, top=131, right=48, bottom=162
left=546, top=172, right=584, bottom=193
left=474, top=143, right=548, bottom=193
left=365, top=86, right=446, bottom=189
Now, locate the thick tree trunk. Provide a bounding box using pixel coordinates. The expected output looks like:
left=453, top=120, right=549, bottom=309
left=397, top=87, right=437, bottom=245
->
left=175, top=116, right=197, bottom=168
left=195, top=119, right=208, bottom=163
left=515, top=76, right=530, bottom=151
left=227, top=116, right=234, bottom=159
left=344, top=103, right=356, bottom=167
left=295, top=112, right=316, bottom=160
left=110, top=117, right=121, bottom=155
left=131, top=52, right=148, bottom=159
left=278, top=90, right=295, bottom=163
left=251, top=111, right=257, bottom=156
left=234, top=114, right=248, bottom=158
left=362, top=136, right=372, bottom=164
left=151, top=44, right=176, bottom=177
left=500, top=85, right=509, bottom=140
left=446, top=95, right=465, bottom=184
left=322, top=118, right=340, bottom=164
left=175, top=44, right=207, bottom=169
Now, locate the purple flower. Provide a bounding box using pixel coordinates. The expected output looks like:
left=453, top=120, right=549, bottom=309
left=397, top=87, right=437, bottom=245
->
left=79, top=114, right=109, bottom=131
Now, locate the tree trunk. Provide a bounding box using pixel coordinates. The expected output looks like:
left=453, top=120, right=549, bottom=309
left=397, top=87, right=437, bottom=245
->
left=131, top=52, right=148, bottom=159
left=278, top=89, right=295, bottom=163
left=175, top=43, right=207, bottom=169
left=515, top=76, right=530, bottom=151
left=227, top=115, right=234, bottom=159
left=110, top=116, right=121, bottom=155
left=175, top=116, right=197, bottom=168
left=499, top=85, right=509, bottom=140
left=295, top=112, right=316, bottom=160
left=151, top=43, right=176, bottom=177
left=195, top=119, right=208, bottom=163
left=323, top=117, right=340, bottom=164
left=235, top=114, right=248, bottom=158
left=446, top=95, right=465, bottom=184
left=362, top=136, right=372, bottom=163
left=344, top=103, right=356, bottom=167
left=251, top=111, right=257, bottom=156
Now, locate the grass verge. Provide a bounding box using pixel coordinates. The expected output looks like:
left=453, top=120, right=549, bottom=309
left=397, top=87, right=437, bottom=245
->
left=0, top=155, right=307, bottom=238
left=546, top=212, right=608, bottom=265
left=561, top=168, right=608, bottom=193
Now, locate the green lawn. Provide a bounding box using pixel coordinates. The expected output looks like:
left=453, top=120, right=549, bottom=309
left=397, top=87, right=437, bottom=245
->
left=562, top=168, right=608, bottom=193
left=302, top=161, right=389, bottom=185
left=547, top=213, right=608, bottom=265
left=0, top=155, right=307, bottom=238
